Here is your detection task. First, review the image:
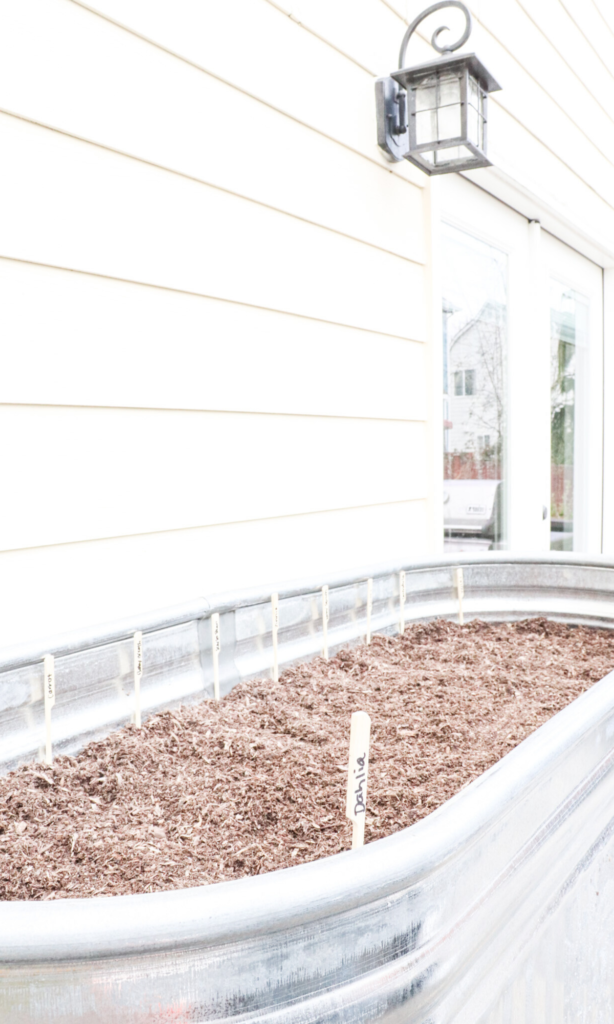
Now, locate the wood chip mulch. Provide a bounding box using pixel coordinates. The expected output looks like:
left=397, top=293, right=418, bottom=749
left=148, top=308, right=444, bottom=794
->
left=1, top=617, right=613, bottom=901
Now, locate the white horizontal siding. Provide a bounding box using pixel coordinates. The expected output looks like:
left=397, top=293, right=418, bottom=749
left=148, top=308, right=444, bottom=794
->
left=70, top=0, right=421, bottom=181
left=591, top=0, right=614, bottom=37
left=0, top=501, right=428, bottom=646
left=0, top=114, right=424, bottom=341
left=515, top=0, right=614, bottom=125
left=0, top=259, right=427, bottom=420
left=0, top=0, right=425, bottom=264
left=0, top=405, right=427, bottom=551
left=558, top=0, right=614, bottom=72
left=484, top=105, right=614, bottom=245
left=471, top=8, right=614, bottom=210
left=0, top=0, right=436, bottom=642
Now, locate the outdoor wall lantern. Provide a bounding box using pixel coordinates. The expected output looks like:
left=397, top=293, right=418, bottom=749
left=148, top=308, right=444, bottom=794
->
left=376, top=1, right=501, bottom=174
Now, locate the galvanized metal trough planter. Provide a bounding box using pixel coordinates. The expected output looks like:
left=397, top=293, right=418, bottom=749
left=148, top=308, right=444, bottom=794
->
left=2, top=554, right=614, bottom=1022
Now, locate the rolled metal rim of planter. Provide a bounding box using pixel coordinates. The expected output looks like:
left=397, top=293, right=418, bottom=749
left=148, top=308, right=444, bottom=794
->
left=4, top=552, right=614, bottom=1022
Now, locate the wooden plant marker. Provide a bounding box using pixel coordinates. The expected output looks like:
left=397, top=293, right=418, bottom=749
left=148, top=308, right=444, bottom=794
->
left=399, top=570, right=406, bottom=634
left=322, top=585, right=330, bottom=660
left=346, top=710, right=371, bottom=849
left=271, top=593, right=279, bottom=682
left=43, top=654, right=55, bottom=766
left=366, top=578, right=373, bottom=644
left=133, top=631, right=143, bottom=728
left=211, top=613, right=221, bottom=701
left=454, top=567, right=465, bottom=626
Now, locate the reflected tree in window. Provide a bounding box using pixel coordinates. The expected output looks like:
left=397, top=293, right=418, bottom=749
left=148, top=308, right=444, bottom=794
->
left=442, top=226, right=508, bottom=552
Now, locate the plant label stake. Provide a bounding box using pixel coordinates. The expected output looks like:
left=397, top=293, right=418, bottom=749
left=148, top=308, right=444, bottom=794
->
left=271, top=593, right=279, bottom=682
left=346, top=711, right=371, bottom=849
left=43, top=655, right=55, bottom=766
left=211, top=613, right=221, bottom=700
left=399, top=571, right=406, bottom=634
left=454, top=567, right=465, bottom=626
left=133, top=631, right=143, bottom=728
left=322, top=585, right=330, bottom=659
left=366, top=578, right=373, bottom=644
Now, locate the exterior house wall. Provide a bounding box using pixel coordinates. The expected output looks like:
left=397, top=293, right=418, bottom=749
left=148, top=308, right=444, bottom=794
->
left=0, top=0, right=613, bottom=647
left=0, top=0, right=434, bottom=646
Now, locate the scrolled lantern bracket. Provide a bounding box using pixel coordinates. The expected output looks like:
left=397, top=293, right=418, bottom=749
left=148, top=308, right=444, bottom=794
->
left=376, top=1, right=501, bottom=174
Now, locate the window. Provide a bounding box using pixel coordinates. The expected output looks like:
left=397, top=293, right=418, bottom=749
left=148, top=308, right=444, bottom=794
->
left=453, top=369, right=476, bottom=396
left=550, top=283, right=588, bottom=551
left=443, top=225, right=508, bottom=551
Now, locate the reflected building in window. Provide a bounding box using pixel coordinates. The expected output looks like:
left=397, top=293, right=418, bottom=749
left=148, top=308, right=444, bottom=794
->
left=442, top=228, right=508, bottom=552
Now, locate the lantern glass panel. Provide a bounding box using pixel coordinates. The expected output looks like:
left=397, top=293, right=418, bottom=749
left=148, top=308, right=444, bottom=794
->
left=414, top=70, right=463, bottom=147
left=422, top=144, right=476, bottom=170
left=466, top=73, right=485, bottom=149
left=438, top=74, right=461, bottom=107
left=435, top=145, right=474, bottom=166
left=438, top=102, right=462, bottom=141
left=415, top=81, right=438, bottom=112
left=416, top=108, right=438, bottom=145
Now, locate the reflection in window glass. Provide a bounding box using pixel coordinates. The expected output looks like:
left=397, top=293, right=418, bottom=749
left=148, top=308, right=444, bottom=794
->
left=550, top=283, right=587, bottom=551
left=442, top=226, right=508, bottom=552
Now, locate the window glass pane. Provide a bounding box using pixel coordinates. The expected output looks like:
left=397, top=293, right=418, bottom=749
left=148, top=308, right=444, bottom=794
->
left=443, top=226, right=508, bottom=552
left=550, top=283, right=588, bottom=551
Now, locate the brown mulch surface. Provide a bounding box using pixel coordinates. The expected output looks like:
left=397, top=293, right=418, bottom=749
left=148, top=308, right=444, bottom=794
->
left=2, top=618, right=613, bottom=901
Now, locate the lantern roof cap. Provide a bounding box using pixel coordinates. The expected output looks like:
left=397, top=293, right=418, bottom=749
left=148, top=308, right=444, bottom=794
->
left=392, top=52, right=501, bottom=94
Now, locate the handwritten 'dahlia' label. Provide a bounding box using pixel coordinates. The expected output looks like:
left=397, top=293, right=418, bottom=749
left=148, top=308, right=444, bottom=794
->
left=346, top=710, right=371, bottom=823
left=45, top=673, right=54, bottom=702
left=272, top=595, right=279, bottom=631
left=352, top=752, right=368, bottom=817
